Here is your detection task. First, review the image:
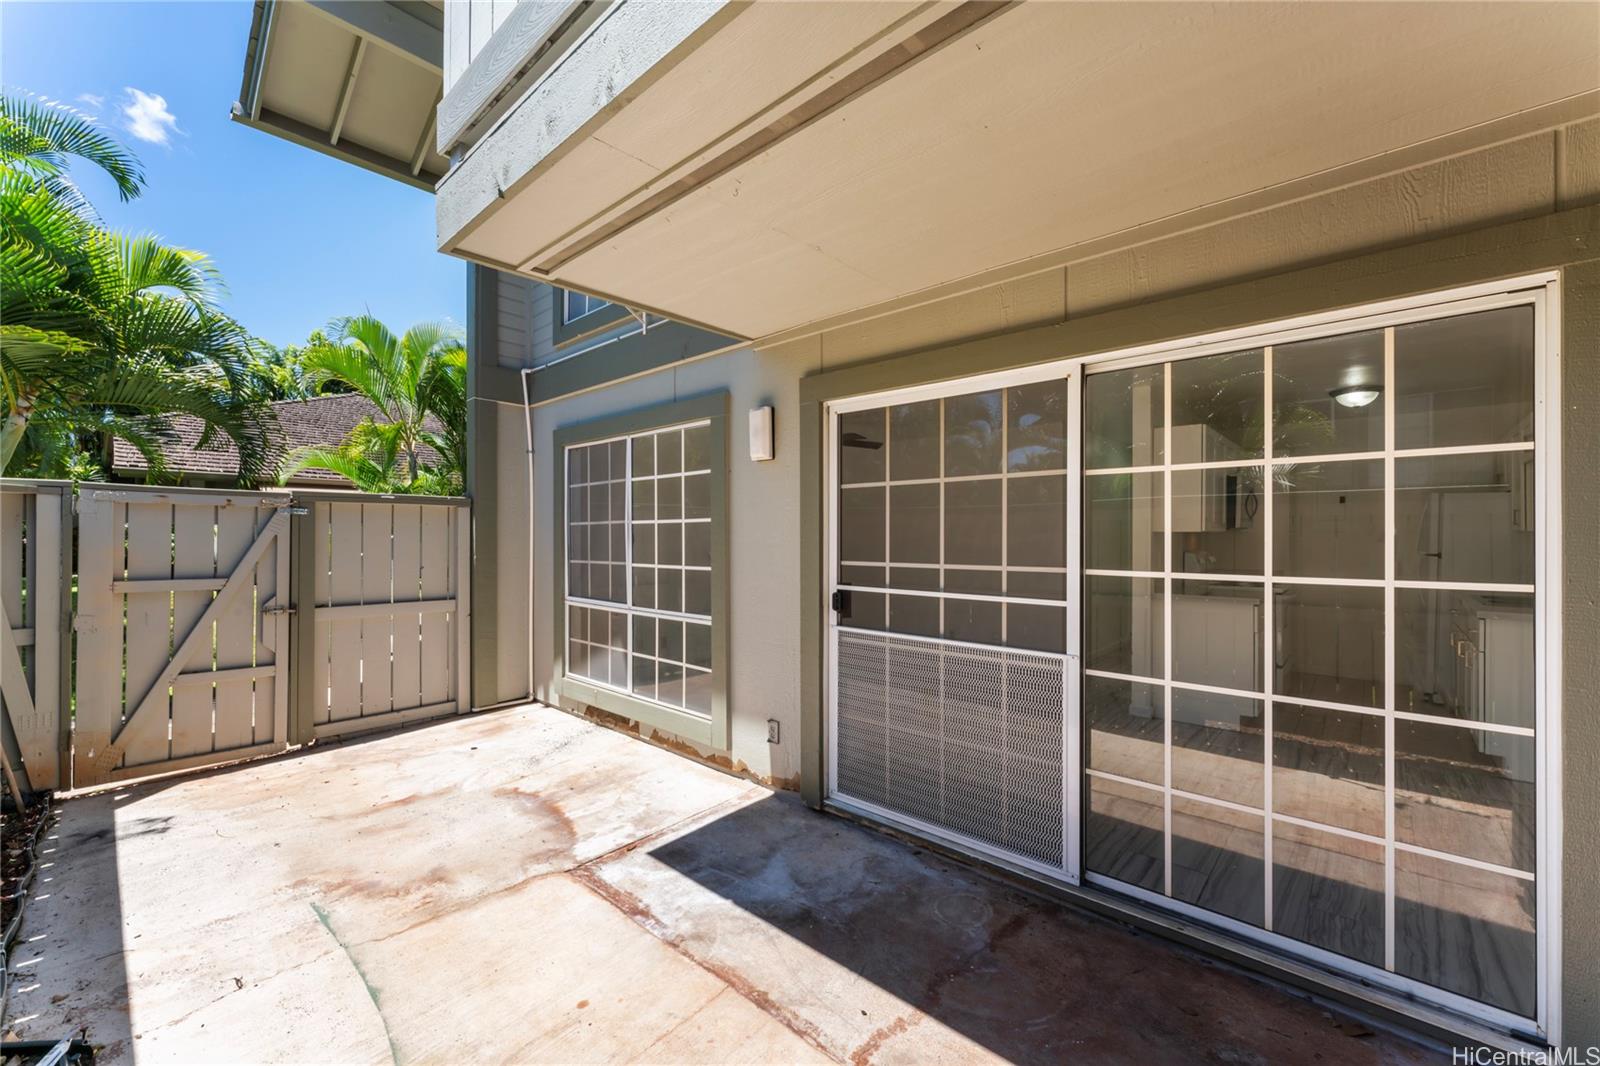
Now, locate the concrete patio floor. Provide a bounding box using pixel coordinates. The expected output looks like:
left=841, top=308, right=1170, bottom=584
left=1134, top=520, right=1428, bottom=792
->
left=5, top=704, right=1441, bottom=1064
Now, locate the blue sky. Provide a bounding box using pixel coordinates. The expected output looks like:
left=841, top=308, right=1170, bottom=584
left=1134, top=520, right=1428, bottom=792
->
left=1, top=0, right=465, bottom=346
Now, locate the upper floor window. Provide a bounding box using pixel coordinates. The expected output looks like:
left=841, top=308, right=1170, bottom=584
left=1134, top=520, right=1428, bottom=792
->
left=563, top=289, right=612, bottom=324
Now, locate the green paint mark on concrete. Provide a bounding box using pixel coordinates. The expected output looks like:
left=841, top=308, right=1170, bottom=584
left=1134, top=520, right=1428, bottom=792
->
left=312, top=901, right=401, bottom=1066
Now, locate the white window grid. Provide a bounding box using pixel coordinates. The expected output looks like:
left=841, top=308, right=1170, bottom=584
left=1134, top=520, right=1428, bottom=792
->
left=836, top=389, right=1071, bottom=649
left=1078, top=321, right=1539, bottom=983
left=564, top=421, right=714, bottom=718
left=562, top=289, right=612, bottom=324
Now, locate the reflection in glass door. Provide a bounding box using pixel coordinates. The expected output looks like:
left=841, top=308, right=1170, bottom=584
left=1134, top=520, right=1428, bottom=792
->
left=829, top=377, right=1075, bottom=877
left=1081, top=303, right=1543, bottom=1022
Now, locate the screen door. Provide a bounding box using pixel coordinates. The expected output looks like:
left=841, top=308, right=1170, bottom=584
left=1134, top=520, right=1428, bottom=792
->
left=825, top=374, right=1079, bottom=880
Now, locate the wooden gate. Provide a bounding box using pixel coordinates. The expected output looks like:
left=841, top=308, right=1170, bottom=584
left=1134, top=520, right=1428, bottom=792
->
left=0, top=480, right=72, bottom=792
left=300, top=493, right=470, bottom=740
left=74, top=485, right=292, bottom=787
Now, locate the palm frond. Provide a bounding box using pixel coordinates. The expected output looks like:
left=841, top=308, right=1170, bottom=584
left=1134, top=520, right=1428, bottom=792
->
left=0, top=93, right=144, bottom=201
left=278, top=444, right=395, bottom=492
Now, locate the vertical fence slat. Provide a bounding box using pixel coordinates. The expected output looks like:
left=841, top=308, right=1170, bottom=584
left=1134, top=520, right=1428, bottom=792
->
left=390, top=505, right=423, bottom=713
left=73, top=495, right=117, bottom=786
left=256, top=510, right=282, bottom=745
left=327, top=503, right=363, bottom=722
left=27, top=491, right=64, bottom=789
left=419, top=506, right=451, bottom=708
left=359, top=503, right=394, bottom=717
left=313, top=502, right=332, bottom=726
left=270, top=510, right=291, bottom=744
left=209, top=504, right=258, bottom=752
left=0, top=488, right=34, bottom=795
left=166, top=504, right=214, bottom=757
left=122, top=502, right=173, bottom=768
left=454, top=505, right=471, bottom=714
left=0, top=489, right=33, bottom=794
left=167, top=504, right=216, bottom=758
left=0, top=490, right=25, bottom=634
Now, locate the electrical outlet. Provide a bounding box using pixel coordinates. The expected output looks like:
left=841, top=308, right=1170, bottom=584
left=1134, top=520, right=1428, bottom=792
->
left=766, top=719, right=780, bottom=744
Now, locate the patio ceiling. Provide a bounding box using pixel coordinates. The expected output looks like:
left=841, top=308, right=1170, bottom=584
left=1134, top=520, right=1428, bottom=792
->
left=436, top=1, right=1600, bottom=342
left=233, top=0, right=450, bottom=191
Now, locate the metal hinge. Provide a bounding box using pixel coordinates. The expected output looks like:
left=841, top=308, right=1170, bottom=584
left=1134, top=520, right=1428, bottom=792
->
left=261, top=605, right=296, bottom=617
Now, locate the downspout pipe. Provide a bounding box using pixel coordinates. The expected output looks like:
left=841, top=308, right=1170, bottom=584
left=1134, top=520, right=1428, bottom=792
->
left=520, top=366, right=536, bottom=703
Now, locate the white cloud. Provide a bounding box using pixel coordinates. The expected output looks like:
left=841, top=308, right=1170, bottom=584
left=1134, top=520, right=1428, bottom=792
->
left=77, top=92, right=104, bottom=110
left=121, top=88, right=179, bottom=145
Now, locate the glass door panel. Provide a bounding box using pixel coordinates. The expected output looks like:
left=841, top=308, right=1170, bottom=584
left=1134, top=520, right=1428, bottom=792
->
left=1080, top=303, right=1542, bottom=1023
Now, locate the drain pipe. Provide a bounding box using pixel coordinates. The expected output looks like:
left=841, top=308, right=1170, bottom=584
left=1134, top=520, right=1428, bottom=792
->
left=520, top=366, right=536, bottom=704
left=518, top=309, right=654, bottom=704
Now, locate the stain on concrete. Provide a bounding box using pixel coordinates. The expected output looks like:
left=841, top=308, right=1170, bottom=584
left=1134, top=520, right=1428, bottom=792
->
left=492, top=785, right=580, bottom=846
left=569, top=866, right=842, bottom=1062
left=850, top=1013, right=922, bottom=1066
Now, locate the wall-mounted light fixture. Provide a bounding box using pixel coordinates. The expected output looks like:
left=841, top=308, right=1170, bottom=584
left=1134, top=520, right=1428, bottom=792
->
left=749, top=405, right=775, bottom=461
left=1329, top=384, right=1382, bottom=409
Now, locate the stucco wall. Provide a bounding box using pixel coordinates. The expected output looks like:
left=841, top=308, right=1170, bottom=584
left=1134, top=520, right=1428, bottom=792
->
left=528, top=344, right=817, bottom=786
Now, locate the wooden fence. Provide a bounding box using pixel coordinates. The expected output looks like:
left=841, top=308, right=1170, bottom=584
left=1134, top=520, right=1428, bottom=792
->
left=0, top=480, right=472, bottom=792
left=0, top=481, right=71, bottom=792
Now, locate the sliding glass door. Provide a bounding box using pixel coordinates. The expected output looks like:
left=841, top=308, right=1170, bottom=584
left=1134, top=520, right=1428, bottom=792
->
left=827, top=281, right=1553, bottom=1032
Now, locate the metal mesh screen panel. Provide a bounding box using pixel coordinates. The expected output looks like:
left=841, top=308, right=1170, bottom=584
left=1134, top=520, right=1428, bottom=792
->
left=835, top=629, right=1066, bottom=870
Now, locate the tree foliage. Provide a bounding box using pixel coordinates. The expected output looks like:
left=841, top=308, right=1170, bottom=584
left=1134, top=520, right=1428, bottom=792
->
left=0, top=93, right=276, bottom=482
left=278, top=315, right=466, bottom=494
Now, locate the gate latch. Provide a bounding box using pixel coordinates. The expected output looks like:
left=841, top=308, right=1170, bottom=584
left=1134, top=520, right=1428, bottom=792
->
left=262, top=604, right=296, bottom=617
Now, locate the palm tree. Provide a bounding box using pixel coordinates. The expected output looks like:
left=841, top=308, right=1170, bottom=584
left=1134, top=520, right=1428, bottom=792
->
left=418, top=344, right=466, bottom=488
left=279, top=316, right=465, bottom=493
left=0, top=94, right=275, bottom=481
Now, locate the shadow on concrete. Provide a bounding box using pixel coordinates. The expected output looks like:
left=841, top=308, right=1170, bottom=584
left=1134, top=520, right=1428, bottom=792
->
left=7, top=789, right=136, bottom=1062
left=643, top=791, right=1427, bottom=1066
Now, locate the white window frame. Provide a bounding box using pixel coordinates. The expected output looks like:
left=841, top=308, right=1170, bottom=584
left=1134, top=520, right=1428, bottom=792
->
left=562, top=288, right=612, bottom=325
left=563, top=419, right=716, bottom=719
left=821, top=273, right=1562, bottom=1044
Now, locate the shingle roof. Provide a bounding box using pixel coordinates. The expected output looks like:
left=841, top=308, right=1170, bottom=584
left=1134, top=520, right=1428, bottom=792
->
left=111, top=393, right=444, bottom=485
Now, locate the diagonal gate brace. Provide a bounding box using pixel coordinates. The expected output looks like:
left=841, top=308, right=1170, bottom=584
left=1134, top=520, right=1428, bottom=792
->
left=86, top=510, right=289, bottom=778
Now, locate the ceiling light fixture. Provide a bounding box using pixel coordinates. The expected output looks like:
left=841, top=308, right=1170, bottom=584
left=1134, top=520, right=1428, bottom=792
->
left=1330, top=384, right=1382, bottom=409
